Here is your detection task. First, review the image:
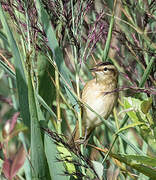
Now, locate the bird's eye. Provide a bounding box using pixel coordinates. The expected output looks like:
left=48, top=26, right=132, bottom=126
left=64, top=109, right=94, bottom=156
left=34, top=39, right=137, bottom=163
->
left=103, top=67, right=108, bottom=71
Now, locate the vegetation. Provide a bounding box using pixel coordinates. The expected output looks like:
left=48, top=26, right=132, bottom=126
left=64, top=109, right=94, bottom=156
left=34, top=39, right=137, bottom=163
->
left=0, top=0, right=155, bottom=179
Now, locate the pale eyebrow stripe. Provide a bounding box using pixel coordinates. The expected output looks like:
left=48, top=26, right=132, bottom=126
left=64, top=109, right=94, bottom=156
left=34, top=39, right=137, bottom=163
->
left=99, top=67, right=116, bottom=71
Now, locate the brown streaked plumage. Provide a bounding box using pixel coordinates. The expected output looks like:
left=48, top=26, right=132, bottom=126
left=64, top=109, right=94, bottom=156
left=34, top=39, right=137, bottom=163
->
left=70, top=62, right=118, bottom=144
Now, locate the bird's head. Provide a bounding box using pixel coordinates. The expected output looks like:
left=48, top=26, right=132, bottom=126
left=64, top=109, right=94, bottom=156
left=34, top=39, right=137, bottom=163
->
left=90, top=62, right=118, bottom=83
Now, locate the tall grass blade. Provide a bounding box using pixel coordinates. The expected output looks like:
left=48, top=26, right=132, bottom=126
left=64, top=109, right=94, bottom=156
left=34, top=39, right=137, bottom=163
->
left=0, top=4, right=30, bottom=127
left=102, top=0, right=116, bottom=61
left=37, top=53, right=55, bottom=107
left=0, top=58, right=16, bottom=79
left=36, top=0, right=79, bottom=111
left=44, top=128, right=69, bottom=180
left=27, top=68, right=50, bottom=179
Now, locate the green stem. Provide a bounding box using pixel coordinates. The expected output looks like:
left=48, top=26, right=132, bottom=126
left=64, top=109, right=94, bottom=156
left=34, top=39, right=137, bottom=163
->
left=71, top=0, right=85, bottom=176
left=55, top=65, right=61, bottom=134
left=102, top=0, right=116, bottom=61
left=139, top=57, right=155, bottom=88
left=8, top=77, right=18, bottom=110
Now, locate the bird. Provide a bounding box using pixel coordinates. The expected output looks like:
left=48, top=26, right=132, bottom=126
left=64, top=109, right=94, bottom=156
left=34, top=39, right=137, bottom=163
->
left=70, top=61, right=119, bottom=145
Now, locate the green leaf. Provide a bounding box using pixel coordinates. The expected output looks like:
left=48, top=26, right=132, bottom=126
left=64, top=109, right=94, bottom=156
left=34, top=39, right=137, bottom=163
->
left=37, top=94, right=57, bottom=121
left=37, top=53, right=55, bottom=107
left=111, top=153, right=156, bottom=179
left=124, top=97, right=146, bottom=122
left=0, top=30, right=9, bottom=47
left=23, top=158, right=32, bottom=180
left=92, top=161, right=104, bottom=179
left=102, top=3, right=115, bottom=61
left=146, top=113, right=154, bottom=125
left=0, top=4, right=30, bottom=127
left=0, top=58, right=16, bottom=79
left=141, top=97, right=152, bottom=114
left=139, top=57, right=155, bottom=88
left=28, top=70, right=50, bottom=180
left=44, top=125, right=69, bottom=180
left=116, top=122, right=145, bottom=134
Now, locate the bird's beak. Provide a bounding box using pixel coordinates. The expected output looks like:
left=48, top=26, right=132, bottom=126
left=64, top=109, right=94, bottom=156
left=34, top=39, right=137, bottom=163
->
left=90, top=67, right=98, bottom=72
